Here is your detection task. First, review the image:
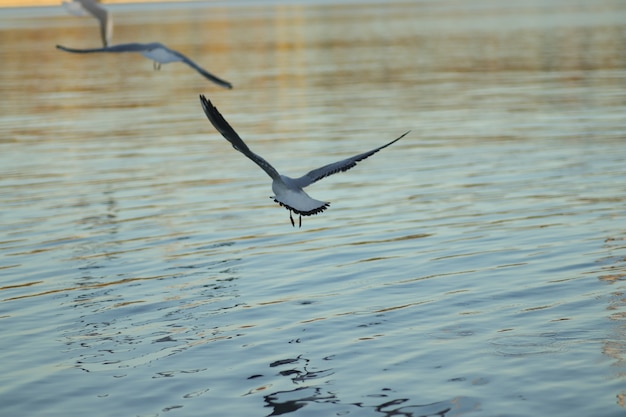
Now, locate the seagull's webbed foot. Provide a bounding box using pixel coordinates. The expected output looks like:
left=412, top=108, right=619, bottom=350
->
left=153, top=61, right=161, bottom=70
left=289, top=211, right=295, bottom=227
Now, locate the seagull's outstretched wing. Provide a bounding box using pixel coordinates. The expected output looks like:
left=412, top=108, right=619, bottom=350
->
left=62, top=0, right=89, bottom=16
left=199, top=95, right=281, bottom=180
left=169, top=49, right=232, bottom=89
left=56, top=43, right=232, bottom=89
left=293, top=130, right=410, bottom=188
left=78, top=0, right=112, bottom=47
left=62, top=0, right=112, bottom=47
left=56, top=43, right=148, bottom=54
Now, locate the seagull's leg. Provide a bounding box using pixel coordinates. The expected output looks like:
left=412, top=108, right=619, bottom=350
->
left=298, top=215, right=302, bottom=228
left=153, top=61, right=161, bottom=70
left=289, top=211, right=295, bottom=227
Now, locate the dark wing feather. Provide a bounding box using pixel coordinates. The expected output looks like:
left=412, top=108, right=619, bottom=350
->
left=173, top=51, right=232, bottom=89
left=199, top=95, right=280, bottom=180
left=293, top=131, right=409, bottom=188
left=56, top=43, right=149, bottom=54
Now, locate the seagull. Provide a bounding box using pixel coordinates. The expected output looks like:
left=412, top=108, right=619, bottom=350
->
left=199, top=95, right=409, bottom=228
left=62, top=0, right=113, bottom=47
left=56, top=43, right=233, bottom=89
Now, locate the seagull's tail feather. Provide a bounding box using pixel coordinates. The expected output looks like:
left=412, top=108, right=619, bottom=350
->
left=273, top=198, right=330, bottom=216
left=271, top=187, right=330, bottom=216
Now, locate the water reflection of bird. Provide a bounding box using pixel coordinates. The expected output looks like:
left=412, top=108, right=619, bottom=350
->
left=62, top=0, right=112, bottom=47
left=56, top=42, right=233, bottom=89
left=199, top=95, right=409, bottom=228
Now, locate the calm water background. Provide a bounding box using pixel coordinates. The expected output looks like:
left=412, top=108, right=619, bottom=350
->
left=1, top=0, right=626, bottom=416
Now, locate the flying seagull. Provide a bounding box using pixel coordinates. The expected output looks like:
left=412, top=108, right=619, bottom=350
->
left=62, top=0, right=113, bottom=47
left=199, top=94, right=409, bottom=227
left=56, top=43, right=233, bottom=89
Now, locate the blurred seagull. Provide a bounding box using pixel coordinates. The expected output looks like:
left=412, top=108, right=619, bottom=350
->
left=56, top=43, right=233, bottom=89
left=199, top=94, right=409, bottom=227
left=62, top=0, right=112, bottom=47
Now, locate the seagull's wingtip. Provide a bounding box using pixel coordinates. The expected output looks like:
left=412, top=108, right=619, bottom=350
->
left=390, top=130, right=411, bottom=144
left=199, top=95, right=219, bottom=121
left=200, top=95, right=217, bottom=112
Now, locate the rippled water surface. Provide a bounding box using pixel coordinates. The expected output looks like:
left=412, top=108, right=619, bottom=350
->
left=1, top=0, right=626, bottom=416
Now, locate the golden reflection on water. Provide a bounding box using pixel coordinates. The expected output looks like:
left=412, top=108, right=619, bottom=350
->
left=2, top=0, right=625, bottom=140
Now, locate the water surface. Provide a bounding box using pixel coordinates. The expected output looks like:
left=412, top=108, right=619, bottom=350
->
left=1, top=1, right=626, bottom=416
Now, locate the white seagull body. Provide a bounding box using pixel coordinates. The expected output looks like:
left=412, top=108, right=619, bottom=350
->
left=199, top=94, right=409, bottom=227
left=62, top=0, right=112, bottom=47
left=56, top=43, right=233, bottom=89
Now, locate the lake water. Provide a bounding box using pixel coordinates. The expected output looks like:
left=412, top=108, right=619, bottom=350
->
left=1, top=0, right=626, bottom=416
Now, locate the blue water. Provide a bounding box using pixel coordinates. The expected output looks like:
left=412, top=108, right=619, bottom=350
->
left=1, top=0, right=626, bottom=416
